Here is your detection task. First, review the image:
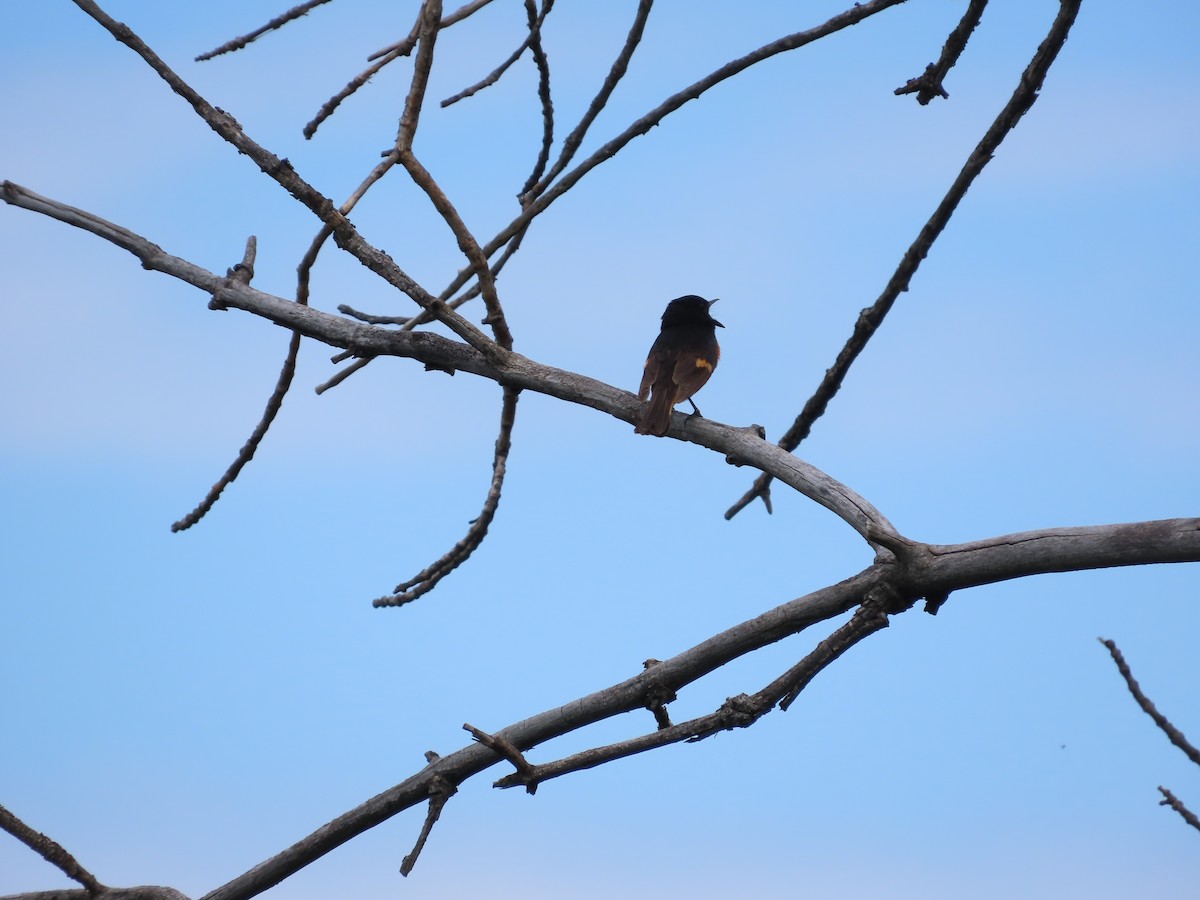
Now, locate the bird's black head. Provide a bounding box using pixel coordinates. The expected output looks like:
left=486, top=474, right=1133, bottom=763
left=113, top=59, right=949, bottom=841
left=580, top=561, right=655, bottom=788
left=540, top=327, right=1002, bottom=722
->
left=661, top=295, right=724, bottom=329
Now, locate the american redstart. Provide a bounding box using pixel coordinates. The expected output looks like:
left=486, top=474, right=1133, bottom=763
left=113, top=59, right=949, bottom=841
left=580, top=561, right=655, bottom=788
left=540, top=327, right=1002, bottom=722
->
left=635, top=295, right=723, bottom=436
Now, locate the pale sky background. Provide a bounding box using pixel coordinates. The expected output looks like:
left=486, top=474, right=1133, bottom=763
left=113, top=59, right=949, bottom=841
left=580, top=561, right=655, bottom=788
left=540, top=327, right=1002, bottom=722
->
left=2, top=2, right=1198, bottom=898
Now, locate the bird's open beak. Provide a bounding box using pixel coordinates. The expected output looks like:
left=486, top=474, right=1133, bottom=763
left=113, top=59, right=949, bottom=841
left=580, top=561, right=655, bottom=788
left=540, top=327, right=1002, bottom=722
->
left=708, top=298, right=725, bottom=327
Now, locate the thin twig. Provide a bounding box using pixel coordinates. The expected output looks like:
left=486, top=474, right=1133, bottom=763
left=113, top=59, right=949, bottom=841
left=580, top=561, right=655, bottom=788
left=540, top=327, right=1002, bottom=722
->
left=376, top=386, right=519, bottom=607
left=313, top=356, right=371, bottom=394
left=172, top=237, right=285, bottom=532
left=399, top=776, right=456, bottom=877
left=1100, top=639, right=1200, bottom=767
left=195, top=0, right=334, bottom=62
left=1158, top=787, right=1200, bottom=833
left=518, top=0, right=555, bottom=196
left=305, top=42, right=413, bottom=139
left=0, top=802, right=107, bottom=894
left=311, top=0, right=495, bottom=137
left=894, top=0, right=989, bottom=104
left=370, top=0, right=494, bottom=60
left=524, top=0, right=653, bottom=204
left=725, top=0, right=1083, bottom=520
left=440, top=34, right=531, bottom=107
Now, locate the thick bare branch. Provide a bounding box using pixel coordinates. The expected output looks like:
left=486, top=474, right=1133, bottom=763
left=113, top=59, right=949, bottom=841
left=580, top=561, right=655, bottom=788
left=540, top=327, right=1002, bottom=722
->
left=308, top=0, right=496, bottom=136
left=0, top=804, right=106, bottom=895
left=905, top=520, right=1200, bottom=600
left=1, top=181, right=890, bottom=541
left=196, top=518, right=1198, bottom=897
left=727, top=0, right=1083, bottom=520
left=197, top=564, right=887, bottom=900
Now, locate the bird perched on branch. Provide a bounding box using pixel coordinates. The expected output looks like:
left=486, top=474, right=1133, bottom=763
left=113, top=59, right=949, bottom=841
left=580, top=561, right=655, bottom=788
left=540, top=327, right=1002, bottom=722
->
left=635, top=295, right=723, bottom=436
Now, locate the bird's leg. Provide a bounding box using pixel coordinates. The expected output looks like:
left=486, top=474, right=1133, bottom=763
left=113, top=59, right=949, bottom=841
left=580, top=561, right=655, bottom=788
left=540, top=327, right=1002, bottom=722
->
left=687, top=399, right=704, bottom=417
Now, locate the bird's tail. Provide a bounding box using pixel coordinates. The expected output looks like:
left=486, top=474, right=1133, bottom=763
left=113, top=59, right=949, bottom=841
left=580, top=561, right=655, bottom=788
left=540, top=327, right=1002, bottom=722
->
left=634, top=389, right=674, bottom=436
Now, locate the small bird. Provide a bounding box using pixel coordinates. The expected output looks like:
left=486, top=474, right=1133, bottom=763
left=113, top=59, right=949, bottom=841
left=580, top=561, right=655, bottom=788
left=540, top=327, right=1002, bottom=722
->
left=635, top=295, right=723, bottom=436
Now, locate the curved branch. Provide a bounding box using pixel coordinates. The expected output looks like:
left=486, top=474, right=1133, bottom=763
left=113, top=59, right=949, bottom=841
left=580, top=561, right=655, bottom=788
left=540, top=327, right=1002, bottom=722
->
left=197, top=517, right=1200, bottom=898
left=171, top=237, right=290, bottom=532
left=308, top=0, right=497, bottom=137
left=0, top=180, right=892, bottom=543
left=518, top=0, right=555, bottom=197
left=1100, top=639, right=1200, bottom=767
left=726, top=0, right=1083, bottom=520
left=524, top=0, right=652, bottom=204
left=376, top=386, right=519, bottom=607
left=198, top=564, right=889, bottom=900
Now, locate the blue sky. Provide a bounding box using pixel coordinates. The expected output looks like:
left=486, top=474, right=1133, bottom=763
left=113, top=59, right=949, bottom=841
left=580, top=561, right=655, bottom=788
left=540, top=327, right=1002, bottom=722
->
left=2, top=2, right=1198, bottom=898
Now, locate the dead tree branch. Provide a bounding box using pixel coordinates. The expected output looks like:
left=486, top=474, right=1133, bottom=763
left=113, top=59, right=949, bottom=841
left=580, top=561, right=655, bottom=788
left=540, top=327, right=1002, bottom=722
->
left=1100, top=639, right=1200, bottom=767
left=306, top=0, right=496, bottom=138
left=0, top=804, right=106, bottom=895
left=1158, top=787, right=1200, bottom=834
left=376, top=386, right=519, bottom=607
left=439, top=0, right=554, bottom=109
left=398, top=776, right=456, bottom=877
left=171, top=236, right=274, bottom=532
left=0, top=890, right=188, bottom=900
left=194, top=0, right=335, bottom=61
left=522, top=0, right=652, bottom=204
left=894, top=0, right=989, bottom=103
left=2, top=176, right=897, bottom=547
left=70, top=0, right=504, bottom=365
left=518, top=0, right=555, bottom=196
left=186, top=520, right=1198, bottom=896
left=727, top=0, right=1083, bottom=520
left=494, top=592, right=897, bottom=792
